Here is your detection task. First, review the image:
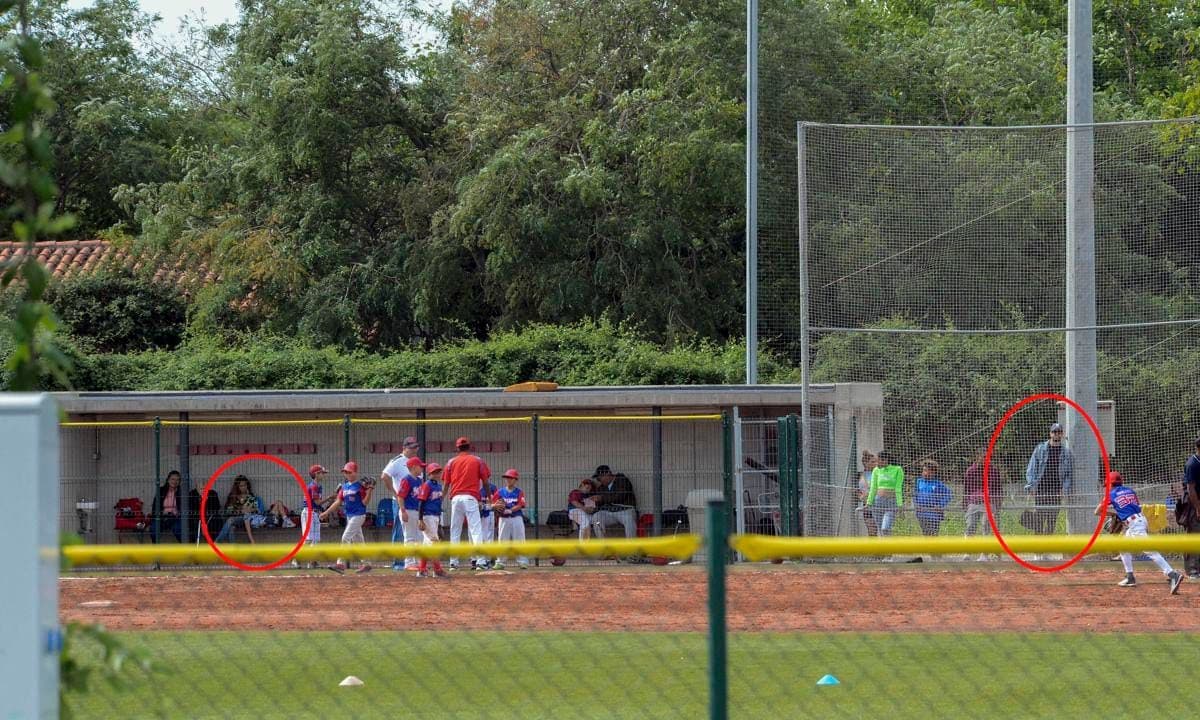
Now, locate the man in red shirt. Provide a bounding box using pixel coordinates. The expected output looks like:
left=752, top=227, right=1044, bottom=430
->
left=441, top=436, right=491, bottom=570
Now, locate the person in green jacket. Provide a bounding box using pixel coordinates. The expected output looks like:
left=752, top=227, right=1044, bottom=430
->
left=867, top=450, right=905, bottom=536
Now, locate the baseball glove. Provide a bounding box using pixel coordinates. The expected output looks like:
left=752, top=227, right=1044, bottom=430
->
left=1104, top=514, right=1124, bottom=535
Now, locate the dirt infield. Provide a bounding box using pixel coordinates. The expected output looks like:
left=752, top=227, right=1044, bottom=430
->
left=60, top=564, right=1198, bottom=633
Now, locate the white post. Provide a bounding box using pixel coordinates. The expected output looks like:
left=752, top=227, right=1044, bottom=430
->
left=1066, top=0, right=1099, bottom=534
left=0, top=394, right=59, bottom=718
left=745, top=0, right=759, bottom=384
left=797, top=122, right=812, bottom=522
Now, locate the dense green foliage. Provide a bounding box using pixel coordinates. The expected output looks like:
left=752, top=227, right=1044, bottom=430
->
left=5, top=0, right=1200, bottom=410
left=46, top=272, right=186, bottom=353
left=36, top=320, right=794, bottom=392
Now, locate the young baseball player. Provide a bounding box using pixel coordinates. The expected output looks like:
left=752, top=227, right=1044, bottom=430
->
left=476, top=476, right=499, bottom=569
left=381, top=438, right=422, bottom=571
left=567, top=477, right=598, bottom=540
left=319, top=461, right=374, bottom=575
left=493, top=468, right=529, bottom=569
left=1095, top=471, right=1183, bottom=593
left=292, top=464, right=329, bottom=569
left=415, top=462, right=446, bottom=578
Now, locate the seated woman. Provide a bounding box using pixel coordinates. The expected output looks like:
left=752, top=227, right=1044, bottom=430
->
left=214, top=475, right=268, bottom=543
left=151, top=470, right=185, bottom=543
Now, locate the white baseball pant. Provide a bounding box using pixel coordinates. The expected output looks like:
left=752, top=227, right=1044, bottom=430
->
left=592, top=507, right=637, bottom=538
left=300, top=507, right=320, bottom=543
left=400, top=510, right=421, bottom=568
left=420, top=514, right=441, bottom=544
left=448, top=495, right=483, bottom=567
left=337, top=514, right=367, bottom=567
left=497, top=515, right=528, bottom=566
left=1120, top=513, right=1175, bottom=576
left=568, top=508, right=593, bottom=539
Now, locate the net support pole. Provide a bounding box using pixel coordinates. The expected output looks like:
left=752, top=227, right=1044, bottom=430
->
left=342, top=414, right=351, bottom=465
left=532, top=415, right=540, bottom=545
left=0, top=394, right=59, bottom=719
left=744, top=0, right=759, bottom=385
left=797, top=121, right=813, bottom=533
left=1065, top=0, right=1100, bottom=534
left=706, top=499, right=728, bottom=720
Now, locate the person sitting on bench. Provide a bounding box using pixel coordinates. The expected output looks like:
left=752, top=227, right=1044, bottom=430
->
left=591, top=466, right=637, bottom=538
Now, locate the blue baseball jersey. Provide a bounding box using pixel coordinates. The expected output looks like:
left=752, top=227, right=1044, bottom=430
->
left=338, top=481, right=368, bottom=517
left=399, top=472, right=422, bottom=511
left=1108, top=485, right=1142, bottom=521
left=304, top=481, right=323, bottom=510
left=417, top=479, right=443, bottom=516
left=497, top=486, right=525, bottom=517
left=479, top=482, right=498, bottom=517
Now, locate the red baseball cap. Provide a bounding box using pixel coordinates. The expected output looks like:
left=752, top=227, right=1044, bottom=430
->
left=342, top=461, right=358, bottom=473
left=308, top=464, right=328, bottom=479
left=455, top=436, right=470, bottom=449
left=426, top=462, right=443, bottom=474
left=1108, top=471, right=1123, bottom=486
left=502, top=468, right=520, bottom=480
left=406, top=456, right=426, bottom=469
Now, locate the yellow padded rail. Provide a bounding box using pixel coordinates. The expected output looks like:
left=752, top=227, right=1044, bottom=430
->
left=732, top=533, right=1200, bottom=561
left=62, top=535, right=702, bottom=567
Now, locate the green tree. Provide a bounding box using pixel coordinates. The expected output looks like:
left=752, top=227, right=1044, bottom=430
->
left=124, top=0, right=430, bottom=349
left=1, top=0, right=182, bottom=236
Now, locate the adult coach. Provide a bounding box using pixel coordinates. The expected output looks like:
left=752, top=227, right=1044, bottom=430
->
left=1182, top=437, right=1200, bottom=578
left=384, top=436, right=427, bottom=571
left=442, top=436, right=490, bottom=570
left=591, top=466, right=638, bottom=538
left=381, top=437, right=422, bottom=571
left=1025, top=422, right=1074, bottom=539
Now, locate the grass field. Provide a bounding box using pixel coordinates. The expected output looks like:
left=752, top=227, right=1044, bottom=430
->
left=65, top=630, right=1196, bottom=719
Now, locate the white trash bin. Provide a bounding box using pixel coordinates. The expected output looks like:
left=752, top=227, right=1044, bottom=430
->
left=685, top=489, right=725, bottom=563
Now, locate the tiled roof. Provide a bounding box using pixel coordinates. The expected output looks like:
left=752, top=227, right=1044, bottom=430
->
left=0, top=239, right=216, bottom=287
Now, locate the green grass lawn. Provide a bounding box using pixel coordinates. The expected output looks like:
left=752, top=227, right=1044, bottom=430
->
left=65, top=631, right=1199, bottom=719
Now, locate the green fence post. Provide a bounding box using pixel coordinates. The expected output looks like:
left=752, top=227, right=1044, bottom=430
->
left=776, top=416, right=791, bottom=536
left=707, top=499, right=728, bottom=720
left=721, top=411, right=735, bottom=559
left=152, top=417, right=162, bottom=543
left=343, top=414, right=351, bottom=465
left=788, top=414, right=801, bottom=536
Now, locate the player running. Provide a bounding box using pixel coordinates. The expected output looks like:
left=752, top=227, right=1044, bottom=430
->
left=415, top=461, right=447, bottom=578
left=1095, top=471, right=1183, bottom=593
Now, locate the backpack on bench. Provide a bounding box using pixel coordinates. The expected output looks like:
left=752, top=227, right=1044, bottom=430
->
left=114, top=497, right=148, bottom=531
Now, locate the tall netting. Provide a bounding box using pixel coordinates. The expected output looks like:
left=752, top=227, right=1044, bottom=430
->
left=790, top=118, right=1200, bottom=549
